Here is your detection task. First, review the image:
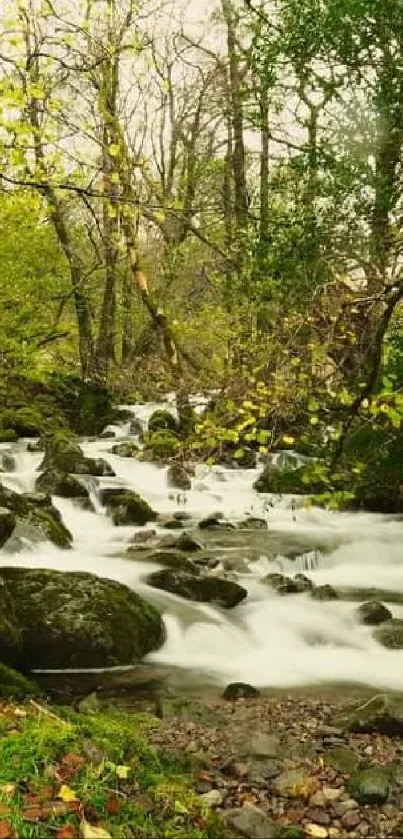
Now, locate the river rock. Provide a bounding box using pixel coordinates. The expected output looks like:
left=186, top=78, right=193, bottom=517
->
left=263, top=573, right=300, bottom=594
left=374, top=618, right=403, bottom=648
left=0, top=484, right=71, bottom=548
left=334, top=694, right=403, bottom=735
left=110, top=441, right=139, bottom=458
left=238, top=517, right=267, bottom=530
left=100, top=488, right=157, bottom=526
left=167, top=464, right=191, bottom=490
left=311, top=584, right=338, bottom=601
left=0, top=567, right=165, bottom=669
left=223, top=682, right=260, bottom=700
left=0, top=507, right=16, bottom=547
left=41, top=432, right=115, bottom=477
left=35, top=470, right=91, bottom=501
left=198, top=515, right=235, bottom=530
left=138, top=550, right=200, bottom=574
left=175, top=532, right=204, bottom=552
left=146, top=569, right=247, bottom=608
left=225, top=806, right=277, bottom=838
left=293, top=573, right=314, bottom=591
left=1, top=453, right=16, bottom=472
left=348, top=767, right=390, bottom=804
left=357, top=600, right=392, bottom=625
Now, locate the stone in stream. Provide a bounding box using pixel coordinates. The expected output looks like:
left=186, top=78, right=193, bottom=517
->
left=348, top=767, right=390, bottom=804
left=0, top=483, right=71, bottom=548
left=175, top=531, right=204, bottom=552
left=0, top=567, right=165, bottom=669
left=132, top=549, right=200, bottom=574
left=35, top=470, right=91, bottom=502
left=100, top=487, right=157, bottom=526
left=198, top=514, right=236, bottom=530
left=333, top=694, right=403, bottom=736
left=223, top=682, right=260, bottom=700
left=0, top=507, right=16, bottom=548
left=146, top=569, right=247, bottom=608
left=238, top=517, right=267, bottom=530
left=110, top=441, right=139, bottom=458
left=374, top=618, right=403, bottom=649
left=356, top=600, right=392, bottom=625
left=1, top=452, right=16, bottom=472
left=167, top=464, right=191, bottom=490
left=311, top=584, right=338, bottom=601
left=262, top=573, right=300, bottom=594
left=293, top=573, right=314, bottom=592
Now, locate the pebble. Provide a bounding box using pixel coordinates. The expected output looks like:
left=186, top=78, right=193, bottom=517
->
left=341, top=810, right=361, bottom=829
left=199, top=789, right=224, bottom=808
left=308, top=808, right=331, bottom=826
left=334, top=799, right=359, bottom=816
left=323, top=787, right=343, bottom=802
left=310, top=791, right=326, bottom=807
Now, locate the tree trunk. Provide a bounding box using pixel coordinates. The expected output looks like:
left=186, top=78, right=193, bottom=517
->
left=221, top=0, right=248, bottom=233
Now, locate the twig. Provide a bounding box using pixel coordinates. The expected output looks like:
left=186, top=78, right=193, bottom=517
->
left=29, top=699, right=72, bottom=727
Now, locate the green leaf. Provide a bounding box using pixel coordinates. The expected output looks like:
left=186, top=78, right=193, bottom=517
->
left=233, top=448, right=245, bottom=459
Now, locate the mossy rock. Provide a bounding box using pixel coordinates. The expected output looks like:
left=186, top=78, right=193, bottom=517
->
left=0, top=567, right=165, bottom=669
left=324, top=747, right=359, bottom=774
left=0, top=428, right=18, bottom=443
left=311, top=584, right=338, bottom=601
left=263, top=573, right=300, bottom=594
left=348, top=767, right=390, bottom=804
left=148, top=410, right=178, bottom=433
left=47, top=373, right=116, bottom=435
left=129, top=549, right=199, bottom=573
left=0, top=484, right=72, bottom=549
left=110, top=441, right=139, bottom=458
left=0, top=663, right=39, bottom=698
left=41, top=432, right=114, bottom=477
left=0, top=507, right=16, bottom=548
left=100, top=488, right=157, bottom=526
left=1, top=452, right=16, bottom=472
left=198, top=515, right=235, bottom=530
left=147, top=569, right=247, bottom=608
left=356, top=601, right=392, bottom=626
left=144, top=431, right=180, bottom=461
left=5, top=407, right=44, bottom=438
left=333, top=694, right=403, bottom=736
left=36, top=470, right=90, bottom=500
left=374, top=618, right=403, bottom=649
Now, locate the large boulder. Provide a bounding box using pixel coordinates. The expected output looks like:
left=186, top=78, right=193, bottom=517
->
left=0, top=567, right=165, bottom=669
left=0, top=484, right=71, bottom=548
left=357, top=600, right=392, bottom=626
left=333, top=694, right=403, bottom=736
left=311, top=584, right=338, bottom=601
left=167, top=464, right=191, bottom=490
left=146, top=569, right=247, bottom=608
left=348, top=768, right=390, bottom=805
left=374, top=618, right=403, bottom=649
left=0, top=507, right=16, bottom=548
left=35, top=470, right=91, bottom=502
left=263, top=573, right=300, bottom=594
left=0, top=406, right=44, bottom=438
left=100, top=488, right=157, bottom=526
left=40, top=432, right=115, bottom=477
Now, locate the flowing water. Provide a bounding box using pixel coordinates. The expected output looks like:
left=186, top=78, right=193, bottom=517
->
left=1, top=394, right=403, bottom=693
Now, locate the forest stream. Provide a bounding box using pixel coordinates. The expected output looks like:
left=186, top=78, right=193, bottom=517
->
left=1, top=394, right=403, bottom=700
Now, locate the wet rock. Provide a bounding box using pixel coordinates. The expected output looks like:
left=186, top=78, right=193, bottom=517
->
left=247, top=733, right=281, bottom=759
left=357, top=600, right=392, bottom=625
left=238, top=517, right=267, bottom=530
left=167, top=464, right=191, bottom=490
left=146, top=569, right=247, bottom=608
left=198, top=515, right=235, bottom=530
left=223, top=682, right=260, bottom=700
left=148, top=409, right=178, bottom=434
left=161, top=518, right=185, bottom=530
left=175, top=531, right=204, bottom=552
left=110, top=441, right=139, bottom=458
left=140, top=550, right=200, bottom=574
left=0, top=566, right=165, bottom=668
left=100, top=429, right=116, bottom=439
left=348, top=767, right=390, bottom=804
left=0, top=484, right=71, bottom=548
left=41, top=431, right=114, bottom=477
left=293, top=573, right=314, bottom=592
left=100, top=488, right=157, bottom=526
left=225, top=805, right=277, bottom=838
left=129, top=418, right=144, bottom=437
left=374, top=618, right=403, bottom=649
left=311, top=584, right=338, bottom=601
left=35, top=470, right=90, bottom=501
left=324, top=747, right=359, bottom=774
left=263, top=573, right=299, bottom=594
left=1, top=452, right=16, bottom=472
left=334, top=694, right=403, bottom=736
left=0, top=507, right=16, bottom=548
left=130, top=529, right=157, bottom=544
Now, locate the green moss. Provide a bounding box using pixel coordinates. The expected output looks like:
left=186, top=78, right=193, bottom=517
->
left=144, top=430, right=181, bottom=461
left=0, top=428, right=18, bottom=442
left=148, top=410, right=178, bottom=434
left=0, top=507, right=16, bottom=547
left=35, top=470, right=90, bottom=500
left=0, top=664, right=39, bottom=698
left=147, top=569, right=247, bottom=608
left=102, top=489, right=158, bottom=526
left=254, top=464, right=328, bottom=494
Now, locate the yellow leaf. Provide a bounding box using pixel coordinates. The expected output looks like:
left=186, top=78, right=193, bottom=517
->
left=80, top=821, right=111, bottom=839
left=58, top=784, right=78, bottom=802
left=110, top=172, right=120, bottom=184
left=109, top=144, right=120, bottom=157
left=282, top=435, right=295, bottom=445
left=0, top=783, right=16, bottom=798
left=305, top=825, right=328, bottom=839
left=115, top=764, right=130, bottom=779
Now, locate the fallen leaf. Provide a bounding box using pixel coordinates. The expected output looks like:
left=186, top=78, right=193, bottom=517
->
left=79, top=821, right=111, bottom=839
left=23, top=806, right=43, bottom=822
left=57, top=825, right=79, bottom=839
left=59, top=754, right=85, bottom=782
left=115, top=765, right=130, bottom=780
left=306, top=825, right=329, bottom=839
left=59, top=785, right=78, bottom=803
left=106, top=796, right=121, bottom=815
left=0, top=820, right=13, bottom=839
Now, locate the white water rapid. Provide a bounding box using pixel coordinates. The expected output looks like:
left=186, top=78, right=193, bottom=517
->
left=1, top=395, right=403, bottom=693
